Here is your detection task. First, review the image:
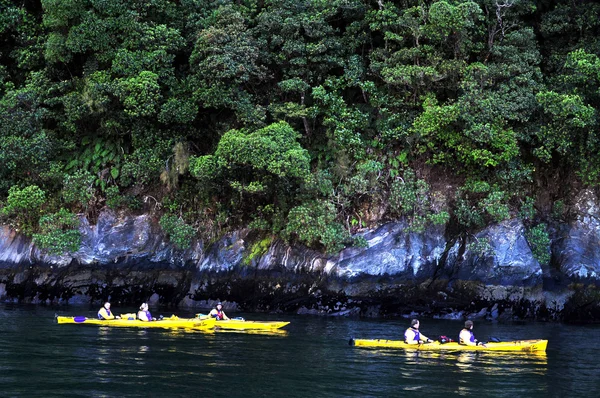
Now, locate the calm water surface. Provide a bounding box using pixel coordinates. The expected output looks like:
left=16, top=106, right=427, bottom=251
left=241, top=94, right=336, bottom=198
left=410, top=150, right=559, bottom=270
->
left=1, top=303, right=599, bottom=397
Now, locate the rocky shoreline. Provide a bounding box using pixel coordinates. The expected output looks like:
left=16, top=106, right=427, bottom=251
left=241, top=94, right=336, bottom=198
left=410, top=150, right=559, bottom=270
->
left=2, top=190, right=600, bottom=322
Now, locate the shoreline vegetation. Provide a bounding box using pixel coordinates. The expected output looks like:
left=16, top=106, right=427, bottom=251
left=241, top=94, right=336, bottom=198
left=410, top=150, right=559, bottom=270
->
left=1, top=1, right=600, bottom=320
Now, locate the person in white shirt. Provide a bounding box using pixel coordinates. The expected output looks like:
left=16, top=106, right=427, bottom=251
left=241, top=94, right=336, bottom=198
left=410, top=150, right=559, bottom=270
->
left=138, top=303, right=156, bottom=321
left=459, top=320, right=485, bottom=346
left=404, top=319, right=432, bottom=344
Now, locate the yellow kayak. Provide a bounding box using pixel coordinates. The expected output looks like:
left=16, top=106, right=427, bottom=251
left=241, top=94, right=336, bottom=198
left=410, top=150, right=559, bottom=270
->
left=57, top=315, right=216, bottom=330
left=350, top=338, right=547, bottom=352
left=196, top=315, right=289, bottom=330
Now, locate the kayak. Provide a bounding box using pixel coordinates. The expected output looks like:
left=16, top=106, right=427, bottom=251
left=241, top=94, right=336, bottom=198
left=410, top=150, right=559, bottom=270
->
left=196, top=316, right=289, bottom=330
left=56, top=315, right=216, bottom=330
left=349, top=338, right=548, bottom=352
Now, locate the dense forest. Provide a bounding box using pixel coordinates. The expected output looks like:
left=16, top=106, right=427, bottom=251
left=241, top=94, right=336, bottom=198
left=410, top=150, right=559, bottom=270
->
left=0, top=0, right=599, bottom=262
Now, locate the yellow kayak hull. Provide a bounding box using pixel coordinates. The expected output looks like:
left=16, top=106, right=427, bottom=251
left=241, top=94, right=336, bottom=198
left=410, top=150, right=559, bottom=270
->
left=213, top=319, right=290, bottom=330
left=350, top=338, right=547, bottom=352
left=57, top=316, right=216, bottom=330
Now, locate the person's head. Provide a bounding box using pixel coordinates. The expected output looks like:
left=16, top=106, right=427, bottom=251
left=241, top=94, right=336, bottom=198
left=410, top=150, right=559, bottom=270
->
left=464, top=320, right=473, bottom=329
left=104, top=302, right=111, bottom=310
left=140, top=303, right=148, bottom=311
left=216, top=302, right=222, bottom=310
left=410, top=319, right=420, bottom=329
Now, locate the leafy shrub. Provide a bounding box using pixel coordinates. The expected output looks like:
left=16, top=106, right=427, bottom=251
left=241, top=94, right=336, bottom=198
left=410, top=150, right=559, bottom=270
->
left=33, top=208, right=81, bottom=254
left=62, top=169, right=95, bottom=206
left=454, top=182, right=511, bottom=230
left=284, top=200, right=349, bottom=253
left=481, top=190, right=510, bottom=223
left=2, top=185, right=46, bottom=235
left=519, top=196, right=536, bottom=221
left=552, top=200, right=565, bottom=220
left=525, top=223, right=551, bottom=266
left=105, top=185, right=124, bottom=209
left=466, top=237, right=493, bottom=257
left=159, top=214, right=196, bottom=249
left=389, top=169, right=449, bottom=232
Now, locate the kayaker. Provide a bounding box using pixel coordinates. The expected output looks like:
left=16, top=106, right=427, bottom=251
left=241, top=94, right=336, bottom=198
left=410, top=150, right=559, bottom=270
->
left=138, top=303, right=156, bottom=321
left=459, top=320, right=486, bottom=347
left=404, top=319, right=433, bottom=344
left=97, top=302, right=120, bottom=320
left=208, top=302, right=230, bottom=320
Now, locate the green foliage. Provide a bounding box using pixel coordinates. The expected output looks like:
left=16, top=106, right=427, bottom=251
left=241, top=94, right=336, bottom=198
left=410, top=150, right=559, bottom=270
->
left=284, top=200, right=349, bottom=254
left=62, top=170, right=95, bottom=207
left=243, top=236, right=273, bottom=265
left=519, top=197, right=536, bottom=222
left=535, top=91, right=596, bottom=162
left=552, top=200, right=565, bottom=220
left=116, top=71, right=161, bottom=117
left=159, top=214, right=196, bottom=250
left=33, top=208, right=81, bottom=255
left=190, top=121, right=310, bottom=228
left=525, top=223, right=551, bottom=266
left=466, top=237, right=493, bottom=257
left=1, top=0, right=600, bottom=257
left=454, top=181, right=511, bottom=230
left=105, top=185, right=124, bottom=209
left=64, top=136, right=125, bottom=192
left=1, top=185, right=46, bottom=235
left=389, top=169, right=449, bottom=232
left=0, top=74, right=53, bottom=193
left=190, top=4, right=266, bottom=124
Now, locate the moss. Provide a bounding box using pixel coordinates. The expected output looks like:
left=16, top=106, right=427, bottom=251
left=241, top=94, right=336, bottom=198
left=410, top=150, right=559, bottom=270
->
left=243, top=236, right=273, bottom=266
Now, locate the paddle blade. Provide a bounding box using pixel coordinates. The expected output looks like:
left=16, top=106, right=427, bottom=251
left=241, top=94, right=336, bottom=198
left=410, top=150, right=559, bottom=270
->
left=74, top=316, right=87, bottom=323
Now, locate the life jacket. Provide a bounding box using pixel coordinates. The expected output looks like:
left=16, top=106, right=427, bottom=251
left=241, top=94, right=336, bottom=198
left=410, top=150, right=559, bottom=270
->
left=98, top=307, right=113, bottom=320
left=404, top=327, right=421, bottom=343
left=139, top=310, right=153, bottom=321
left=214, top=309, right=224, bottom=320
left=459, top=329, right=475, bottom=344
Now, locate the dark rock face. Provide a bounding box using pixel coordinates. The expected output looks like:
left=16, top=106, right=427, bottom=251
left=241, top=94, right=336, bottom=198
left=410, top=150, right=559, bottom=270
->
left=554, top=190, right=600, bottom=280
left=1, top=199, right=600, bottom=321
left=449, top=219, right=544, bottom=286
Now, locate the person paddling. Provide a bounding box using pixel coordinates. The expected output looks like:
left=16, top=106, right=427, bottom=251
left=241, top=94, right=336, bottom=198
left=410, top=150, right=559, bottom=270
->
left=138, top=303, right=156, bottom=321
left=459, top=320, right=486, bottom=347
left=97, top=302, right=120, bottom=320
left=208, top=302, right=230, bottom=320
left=404, top=319, right=433, bottom=344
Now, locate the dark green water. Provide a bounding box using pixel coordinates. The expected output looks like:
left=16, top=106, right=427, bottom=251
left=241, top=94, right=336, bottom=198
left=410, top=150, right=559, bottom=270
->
left=1, top=304, right=599, bottom=397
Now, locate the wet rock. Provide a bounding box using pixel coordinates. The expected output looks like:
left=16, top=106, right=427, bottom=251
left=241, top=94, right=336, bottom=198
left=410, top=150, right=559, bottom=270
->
left=554, top=189, right=600, bottom=280
left=1, top=206, right=600, bottom=321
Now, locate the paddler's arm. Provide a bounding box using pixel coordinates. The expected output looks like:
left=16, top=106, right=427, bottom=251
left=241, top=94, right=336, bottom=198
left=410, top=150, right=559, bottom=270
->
left=419, top=334, right=433, bottom=343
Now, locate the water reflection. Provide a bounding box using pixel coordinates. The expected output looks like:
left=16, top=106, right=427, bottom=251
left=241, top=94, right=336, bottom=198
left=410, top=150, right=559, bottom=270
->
left=2, top=305, right=599, bottom=398
left=214, top=328, right=289, bottom=337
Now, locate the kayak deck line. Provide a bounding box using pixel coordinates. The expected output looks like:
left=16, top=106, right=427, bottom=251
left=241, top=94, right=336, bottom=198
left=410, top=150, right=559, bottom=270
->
left=56, top=315, right=217, bottom=330
left=56, top=315, right=290, bottom=331
left=349, top=338, right=548, bottom=352
left=213, top=320, right=290, bottom=330
left=195, top=314, right=290, bottom=330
